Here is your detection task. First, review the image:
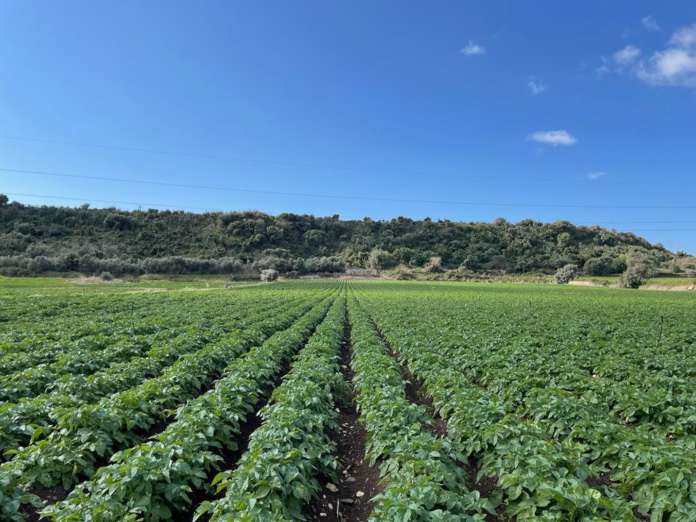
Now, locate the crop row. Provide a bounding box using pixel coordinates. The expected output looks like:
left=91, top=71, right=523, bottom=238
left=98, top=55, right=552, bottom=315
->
left=41, top=292, right=338, bottom=521
left=0, top=290, right=261, bottom=376
left=0, top=294, right=169, bottom=366
left=356, top=296, right=635, bottom=518
left=0, top=291, right=162, bottom=332
left=0, top=331, right=174, bottom=402
left=0, top=288, right=285, bottom=365
left=0, top=294, right=302, bottom=454
left=0, top=307, right=165, bottom=376
left=0, top=290, right=332, bottom=520
left=199, top=293, right=347, bottom=521
left=348, top=296, right=485, bottom=520
left=356, top=286, right=696, bottom=519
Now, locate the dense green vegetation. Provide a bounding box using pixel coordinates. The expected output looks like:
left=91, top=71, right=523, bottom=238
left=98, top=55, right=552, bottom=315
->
left=0, top=279, right=694, bottom=520
left=0, top=282, right=335, bottom=520
left=356, top=281, right=696, bottom=520
left=0, top=195, right=676, bottom=276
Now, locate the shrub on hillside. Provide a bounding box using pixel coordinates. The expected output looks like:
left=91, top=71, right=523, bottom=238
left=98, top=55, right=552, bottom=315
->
left=303, top=256, right=345, bottom=273
left=620, top=251, right=656, bottom=288
left=367, top=249, right=397, bottom=271
left=583, top=256, right=626, bottom=276
left=424, top=256, right=444, bottom=273
left=621, top=265, right=647, bottom=288
left=555, top=264, right=579, bottom=284
left=260, top=269, right=278, bottom=282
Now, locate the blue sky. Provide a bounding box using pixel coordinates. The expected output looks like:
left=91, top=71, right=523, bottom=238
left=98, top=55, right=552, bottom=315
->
left=1, top=1, right=695, bottom=252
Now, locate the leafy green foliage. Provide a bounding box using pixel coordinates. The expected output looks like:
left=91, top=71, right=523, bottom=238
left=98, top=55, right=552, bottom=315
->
left=0, top=296, right=295, bottom=454
left=201, top=295, right=346, bottom=520
left=2, top=279, right=695, bottom=521
left=41, top=294, right=336, bottom=521
left=348, top=297, right=485, bottom=520
left=355, top=281, right=696, bottom=520
left=0, top=288, right=331, bottom=520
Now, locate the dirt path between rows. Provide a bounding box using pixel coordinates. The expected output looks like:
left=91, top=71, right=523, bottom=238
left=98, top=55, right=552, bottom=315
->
left=306, top=314, right=379, bottom=521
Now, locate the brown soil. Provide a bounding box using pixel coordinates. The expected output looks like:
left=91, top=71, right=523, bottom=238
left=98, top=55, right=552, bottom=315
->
left=586, top=473, right=613, bottom=488
left=306, top=317, right=380, bottom=521
left=22, top=484, right=68, bottom=521
left=399, top=360, right=448, bottom=437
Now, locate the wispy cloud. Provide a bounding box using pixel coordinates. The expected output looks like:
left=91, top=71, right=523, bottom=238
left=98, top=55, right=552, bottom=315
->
left=527, top=130, right=577, bottom=146
left=598, top=23, right=696, bottom=88
left=587, top=171, right=608, bottom=181
left=596, top=56, right=611, bottom=77
left=614, top=45, right=641, bottom=66
left=527, top=76, right=547, bottom=94
left=636, top=23, right=696, bottom=87
left=460, top=40, right=486, bottom=56
left=670, top=23, right=696, bottom=47
left=642, top=15, right=660, bottom=32
left=597, top=45, right=641, bottom=76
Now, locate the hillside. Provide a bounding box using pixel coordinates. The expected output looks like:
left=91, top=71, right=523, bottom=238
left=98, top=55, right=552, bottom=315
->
left=0, top=195, right=675, bottom=277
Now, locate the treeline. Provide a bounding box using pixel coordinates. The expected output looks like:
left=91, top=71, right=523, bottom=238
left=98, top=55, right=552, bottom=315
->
left=0, top=253, right=345, bottom=278
left=0, top=194, right=673, bottom=276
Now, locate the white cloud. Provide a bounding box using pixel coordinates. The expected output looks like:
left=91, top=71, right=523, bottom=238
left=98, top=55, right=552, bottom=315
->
left=614, top=45, right=641, bottom=66
left=642, top=16, right=660, bottom=32
left=670, top=24, right=696, bottom=48
left=460, top=41, right=486, bottom=56
left=527, top=77, right=547, bottom=94
left=598, top=23, right=696, bottom=88
left=636, top=23, right=696, bottom=87
left=637, top=49, right=696, bottom=86
left=527, top=130, right=577, bottom=146
left=587, top=171, right=607, bottom=180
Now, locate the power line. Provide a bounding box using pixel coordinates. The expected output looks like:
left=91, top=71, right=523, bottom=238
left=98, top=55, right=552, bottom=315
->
left=3, top=167, right=696, bottom=210
left=4, top=192, right=219, bottom=212
left=0, top=134, right=558, bottom=182
left=3, top=192, right=696, bottom=232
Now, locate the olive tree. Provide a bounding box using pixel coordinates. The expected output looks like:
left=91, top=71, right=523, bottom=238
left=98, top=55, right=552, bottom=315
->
left=555, top=264, right=579, bottom=284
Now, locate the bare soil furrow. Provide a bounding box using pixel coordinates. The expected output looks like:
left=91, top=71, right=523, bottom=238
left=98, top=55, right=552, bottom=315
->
left=307, top=313, right=379, bottom=522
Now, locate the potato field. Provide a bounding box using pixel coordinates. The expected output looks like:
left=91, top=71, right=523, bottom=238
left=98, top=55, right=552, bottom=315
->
left=0, top=280, right=695, bottom=521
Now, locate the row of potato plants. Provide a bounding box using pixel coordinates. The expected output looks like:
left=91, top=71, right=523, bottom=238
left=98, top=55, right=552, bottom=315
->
left=0, top=301, right=166, bottom=376
left=355, top=293, right=633, bottom=519
left=356, top=285, right=696, bottom=520
left=41, top=293, right=337, bottom=521
left=0, top=289, right=286, bottom=375
left=198, top=294, right=347, bottom=521
left=0, top=331, right=171, bottom=403
left=0, top=290, right=330, bottom=520
left=398, top=293, right=696, bottom=519
left=0, top=293, right=173, bottom=370
left=0, top=288, right=275, bottom=365
left=0, top=290, right=163, bottom=331
left=0, top=292, right=154, bottom=342
left=0, top=294, right=297, bottom=454
left=348, top=296, right=486, bottom=521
